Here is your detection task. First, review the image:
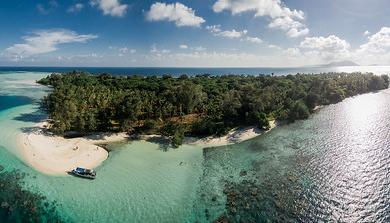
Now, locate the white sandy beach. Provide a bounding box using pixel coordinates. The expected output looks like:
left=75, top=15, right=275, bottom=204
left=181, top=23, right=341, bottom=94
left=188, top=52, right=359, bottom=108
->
left=17, top=120, right=277, bottom=176
left=185, top=120, right=277, bottom=147
left=17, top=122, right=129, bottom=176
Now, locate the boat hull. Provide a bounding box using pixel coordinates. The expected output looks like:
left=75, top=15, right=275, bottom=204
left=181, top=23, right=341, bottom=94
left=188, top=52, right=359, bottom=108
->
left=68, top=171, right=96, bottom=180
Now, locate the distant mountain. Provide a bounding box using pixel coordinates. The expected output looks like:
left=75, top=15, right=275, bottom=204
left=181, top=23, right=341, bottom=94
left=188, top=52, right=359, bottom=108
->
left=321, top=60, right=359, bottom=67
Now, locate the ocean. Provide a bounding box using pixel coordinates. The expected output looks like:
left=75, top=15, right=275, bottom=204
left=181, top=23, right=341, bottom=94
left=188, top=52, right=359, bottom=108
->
left=1, top=70, right=390, bottom=222
left=1, top=65, right=390, bottom=76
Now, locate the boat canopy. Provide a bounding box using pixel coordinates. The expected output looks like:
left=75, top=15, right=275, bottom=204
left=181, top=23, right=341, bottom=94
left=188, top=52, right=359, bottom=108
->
left=75, top=167, right=95, bottom=174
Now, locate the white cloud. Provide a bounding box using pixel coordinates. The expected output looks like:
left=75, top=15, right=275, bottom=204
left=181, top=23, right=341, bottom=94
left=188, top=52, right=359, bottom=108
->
left=285, top=29, right=390, bottom=65
left=150, top=44, right=170, bottom=58
left=146, top=2, right=205, bottom=27
left=353, top=27, right=390, bottom=65
left=272, top=35, right=352, bottom=64
left=68, top=3, right=84, bottom=13
left=298, top=35, right=351, bottom=61
left=364, top=30, right=371, bottom=36
left=268, top=14, right=309, bottom=38
left=109, top=46, right=136, bottom=54
left=206, top=25, right=248, bottom=39
left=300, top=35, right=350, bottom=52
left=358, top=27, right=390, bottom=53
left=212, top=0, right=308, bottom=38
left=205, top=25, right=221, bottom=33
left=90, top=0, right=128, bottom=17
left=218, top=29, right=248, bottom=38
left=207, top=25, right=263, bottom=44
left=286, top=28, right=309, bottom=38
left=268, top=44, right=282, bottom=50
left=119, top=47, right=129, bottom=53
left=193, top=46, right=206, bottom=51
left=178, top=45, right=207, bottom=51
left=6, top=29, right=97, bottom=57
left=283, top=47, right=301, bottom=57
left=245, top=36, right=263, bottom=43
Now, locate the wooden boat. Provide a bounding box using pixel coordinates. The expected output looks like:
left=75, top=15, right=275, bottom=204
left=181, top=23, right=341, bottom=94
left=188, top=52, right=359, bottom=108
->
left=68, top=167, right=96, bottom=179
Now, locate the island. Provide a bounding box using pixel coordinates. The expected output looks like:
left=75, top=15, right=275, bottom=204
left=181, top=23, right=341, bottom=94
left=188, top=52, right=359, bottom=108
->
left=321, top=60, right=360, bottom=67
left=18, top=71, right=389, bottom=175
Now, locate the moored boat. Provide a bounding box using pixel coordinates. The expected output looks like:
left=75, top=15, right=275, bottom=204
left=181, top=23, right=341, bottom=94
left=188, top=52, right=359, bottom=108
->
left=68, top=167, right=96, bottom=179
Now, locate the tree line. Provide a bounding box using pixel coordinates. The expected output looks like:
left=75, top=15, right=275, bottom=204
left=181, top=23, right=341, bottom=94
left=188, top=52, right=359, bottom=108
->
left=38, top=71, right=389, bottom=147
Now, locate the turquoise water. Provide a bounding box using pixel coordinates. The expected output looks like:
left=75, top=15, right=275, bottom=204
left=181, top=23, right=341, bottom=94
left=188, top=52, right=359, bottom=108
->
left=1, top=71, right=390, bottom=222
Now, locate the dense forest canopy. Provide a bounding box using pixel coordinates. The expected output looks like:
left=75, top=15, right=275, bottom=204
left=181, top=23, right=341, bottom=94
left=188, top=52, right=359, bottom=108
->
left=38, top=72, right=389, bottom=147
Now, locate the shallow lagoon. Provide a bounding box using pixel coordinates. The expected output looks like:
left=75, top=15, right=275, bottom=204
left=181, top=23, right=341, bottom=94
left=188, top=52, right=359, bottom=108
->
left=1, top=71, right=390, bottom=222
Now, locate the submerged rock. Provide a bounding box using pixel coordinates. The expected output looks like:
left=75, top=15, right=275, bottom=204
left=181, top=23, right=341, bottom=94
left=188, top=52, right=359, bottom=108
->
left=0, top=170, right=64, bottom=222
left=1, top=201, right=9, bottom=208
left=213, top=215, right=231, bottom=223
left=205, top=208, right=210, bottom=219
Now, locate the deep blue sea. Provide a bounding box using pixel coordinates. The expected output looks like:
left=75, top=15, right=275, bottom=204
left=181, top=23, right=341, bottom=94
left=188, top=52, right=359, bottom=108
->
left=1, top=66, right=390, bottom=76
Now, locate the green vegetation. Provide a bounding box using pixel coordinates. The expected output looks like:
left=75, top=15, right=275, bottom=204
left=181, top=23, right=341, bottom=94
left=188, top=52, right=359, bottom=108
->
left=38, top=71, right=389, bottom=146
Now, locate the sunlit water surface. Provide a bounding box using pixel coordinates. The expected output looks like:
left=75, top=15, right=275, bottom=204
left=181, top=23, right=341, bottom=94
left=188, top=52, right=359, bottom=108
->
left=0, top=71, right=390, bottom=222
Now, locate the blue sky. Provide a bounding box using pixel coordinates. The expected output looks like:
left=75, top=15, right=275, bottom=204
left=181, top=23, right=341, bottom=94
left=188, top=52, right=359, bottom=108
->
left=1, top=0, right=390, bottom=67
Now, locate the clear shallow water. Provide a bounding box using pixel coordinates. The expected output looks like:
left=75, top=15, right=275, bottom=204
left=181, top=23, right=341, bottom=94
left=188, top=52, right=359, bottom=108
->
left=1, top=71, right=390, bottom=222
left=196, top=91, right=390, bottom=222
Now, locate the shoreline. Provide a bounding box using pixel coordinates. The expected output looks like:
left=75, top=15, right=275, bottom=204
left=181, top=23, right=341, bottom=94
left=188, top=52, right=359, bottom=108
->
left=16, top=120, right=278, bottom=176
left=184, top=120, right=277, bottom=147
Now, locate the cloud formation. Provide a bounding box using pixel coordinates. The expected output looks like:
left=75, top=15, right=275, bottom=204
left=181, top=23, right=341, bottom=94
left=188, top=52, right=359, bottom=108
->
left=300, top=35, right=351, bottom=52
left=212, top=0, right=309, bottom=38
left=90, top=0, right=128, bottom=17
left=281, top=28, right=390, bottom=65
left=206, top=25, right=248, bottom=38
left=245, top=36, right=263, bottom=43
left=207, top=25, right=263, bottom=45
left=6, top=29, right=97, bottom=57
left=358, top=27, right=390, bottom=54
left=146, top=2, right=205, bottom=27
left=68, top=3, right=84, bottom=13
left=281, top=35, right=353, bottom=63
